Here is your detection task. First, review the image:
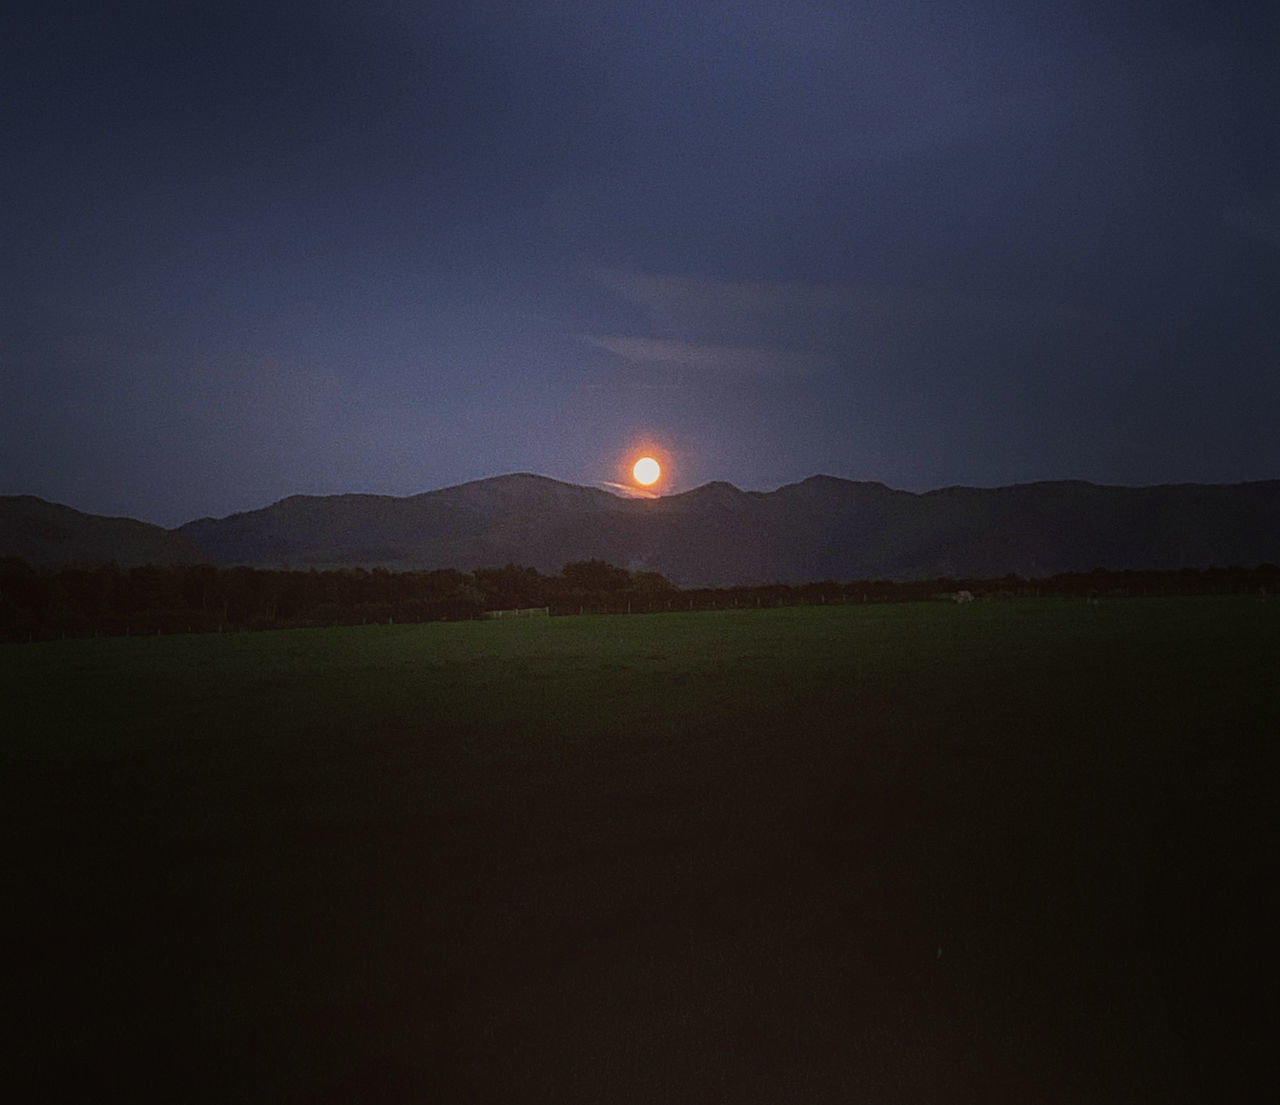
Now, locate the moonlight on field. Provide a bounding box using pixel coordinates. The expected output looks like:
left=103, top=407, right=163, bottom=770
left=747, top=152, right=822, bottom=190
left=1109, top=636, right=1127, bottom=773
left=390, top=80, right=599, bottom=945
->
left=633, top=457, right=661, bottom=486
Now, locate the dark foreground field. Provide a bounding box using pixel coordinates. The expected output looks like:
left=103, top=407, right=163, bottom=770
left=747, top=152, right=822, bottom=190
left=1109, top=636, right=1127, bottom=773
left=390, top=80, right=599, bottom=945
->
left=4, top=598, right=1275, bottom=1102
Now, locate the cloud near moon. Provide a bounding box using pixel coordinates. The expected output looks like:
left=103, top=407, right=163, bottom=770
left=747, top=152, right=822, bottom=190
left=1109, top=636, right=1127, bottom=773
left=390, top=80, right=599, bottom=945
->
left=599, top=443, right=672, bottom=499
left=600, top=480, right=658, bottom=498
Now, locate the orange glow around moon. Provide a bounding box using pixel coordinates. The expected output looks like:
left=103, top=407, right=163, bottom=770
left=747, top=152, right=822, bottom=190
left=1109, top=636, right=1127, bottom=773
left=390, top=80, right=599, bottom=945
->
left=632, top=456, right=661, bottom=485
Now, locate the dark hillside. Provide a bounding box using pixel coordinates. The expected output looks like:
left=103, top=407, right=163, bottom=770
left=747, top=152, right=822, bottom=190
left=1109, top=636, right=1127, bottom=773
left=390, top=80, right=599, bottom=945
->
left=0, top=496, right=204, bottom=567
left=173, top=474, right=636, bottom=572
left=170, top=474, right=1280, bottom=584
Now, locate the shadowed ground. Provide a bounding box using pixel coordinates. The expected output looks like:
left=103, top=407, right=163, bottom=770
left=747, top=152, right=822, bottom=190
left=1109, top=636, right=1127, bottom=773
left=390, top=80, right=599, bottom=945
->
left=4, top=598, right=1274, bottom=1102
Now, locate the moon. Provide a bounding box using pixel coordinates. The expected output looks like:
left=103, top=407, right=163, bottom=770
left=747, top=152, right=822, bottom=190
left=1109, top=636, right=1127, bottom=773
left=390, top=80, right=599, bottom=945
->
left=632, top=456, right=661, bottom=486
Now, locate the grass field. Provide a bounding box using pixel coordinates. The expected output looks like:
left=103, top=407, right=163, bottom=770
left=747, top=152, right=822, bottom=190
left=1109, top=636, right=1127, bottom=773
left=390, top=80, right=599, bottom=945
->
left=5, top=598, right=1276, bottom=1102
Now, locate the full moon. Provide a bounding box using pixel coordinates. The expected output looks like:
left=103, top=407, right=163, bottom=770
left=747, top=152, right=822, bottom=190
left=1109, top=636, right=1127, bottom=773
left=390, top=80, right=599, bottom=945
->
left=633, top=456, right=661, bottom=485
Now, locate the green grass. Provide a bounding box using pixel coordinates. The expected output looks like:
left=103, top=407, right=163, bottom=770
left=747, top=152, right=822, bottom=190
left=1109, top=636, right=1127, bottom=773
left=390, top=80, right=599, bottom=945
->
left=5, top=598, right=1276, bottom=1102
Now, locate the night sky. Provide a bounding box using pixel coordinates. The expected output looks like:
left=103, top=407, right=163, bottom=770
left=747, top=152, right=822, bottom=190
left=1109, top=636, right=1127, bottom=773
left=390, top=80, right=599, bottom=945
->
left=4, top=1, right=1277, bottom=527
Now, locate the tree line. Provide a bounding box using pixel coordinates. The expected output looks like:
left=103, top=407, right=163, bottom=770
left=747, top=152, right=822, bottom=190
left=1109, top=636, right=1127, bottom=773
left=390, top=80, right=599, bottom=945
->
left=1, top=557, right=1276, bottom=642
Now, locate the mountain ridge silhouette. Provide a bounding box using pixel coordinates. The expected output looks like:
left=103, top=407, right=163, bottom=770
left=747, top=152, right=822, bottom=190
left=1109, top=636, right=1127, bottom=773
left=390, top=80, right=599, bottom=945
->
left=4, top=473, right=1278, bottom=585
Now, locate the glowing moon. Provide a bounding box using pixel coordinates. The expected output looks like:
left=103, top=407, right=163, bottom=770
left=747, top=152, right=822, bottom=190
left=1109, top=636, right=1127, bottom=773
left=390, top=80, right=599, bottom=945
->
left=633, top=456, right=661, bottom=485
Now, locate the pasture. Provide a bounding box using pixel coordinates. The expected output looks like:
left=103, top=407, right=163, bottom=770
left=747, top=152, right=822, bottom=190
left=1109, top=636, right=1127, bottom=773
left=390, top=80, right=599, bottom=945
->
left=4, top=597, right=1275, bottom=1102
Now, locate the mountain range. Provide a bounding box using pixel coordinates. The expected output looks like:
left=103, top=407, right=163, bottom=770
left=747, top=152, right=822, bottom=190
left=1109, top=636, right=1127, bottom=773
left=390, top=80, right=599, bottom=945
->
left=3, top=474, right=1278, bottom=586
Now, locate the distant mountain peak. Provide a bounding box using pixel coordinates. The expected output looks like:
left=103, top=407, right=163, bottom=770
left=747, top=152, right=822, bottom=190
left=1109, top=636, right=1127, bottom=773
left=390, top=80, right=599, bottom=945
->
left=675, top=480, right=744, bottom=497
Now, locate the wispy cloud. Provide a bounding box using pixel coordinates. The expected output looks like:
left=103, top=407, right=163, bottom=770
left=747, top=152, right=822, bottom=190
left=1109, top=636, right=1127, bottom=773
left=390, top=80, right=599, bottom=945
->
left=581, top=334, right=833, bottom=377
left=584, top=268, right=846, bottom=380
left=598, top=480, right=658, bottom=498
left=594, top=267, right=1104, bottom=337
left=586, top=267, right=1110, bottom=382
left=589, top=267, right=822, bottom=346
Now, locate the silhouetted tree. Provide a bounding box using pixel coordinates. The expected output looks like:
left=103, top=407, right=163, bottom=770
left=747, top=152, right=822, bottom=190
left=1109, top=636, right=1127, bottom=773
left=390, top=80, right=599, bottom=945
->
left=560, top=560, right=632, bottom=593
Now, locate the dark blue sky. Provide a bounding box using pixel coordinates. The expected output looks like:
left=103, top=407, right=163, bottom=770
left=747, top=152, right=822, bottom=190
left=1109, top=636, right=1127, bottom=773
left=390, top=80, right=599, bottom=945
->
left=4, top=0, right=1277, bottom=526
